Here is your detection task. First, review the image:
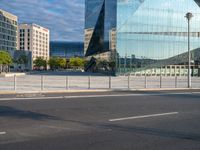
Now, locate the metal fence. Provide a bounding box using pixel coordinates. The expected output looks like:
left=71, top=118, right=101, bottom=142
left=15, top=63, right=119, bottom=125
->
left=0, top=75, right=200, bottom=92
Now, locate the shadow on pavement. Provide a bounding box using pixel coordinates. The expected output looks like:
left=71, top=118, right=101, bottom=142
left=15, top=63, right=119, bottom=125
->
left=60, top=119, right=200, bottom=141
left=29, top=71, right=106, bottom=77
left=104, top=124, right=200, bottom=141
left=0, top=106, right=58, bottom=121
left=153, top=93, right=200, bottom=100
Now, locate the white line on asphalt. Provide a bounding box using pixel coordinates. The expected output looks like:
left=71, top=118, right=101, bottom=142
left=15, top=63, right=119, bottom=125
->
left=192, top=92, right=200, bottom=94
left=0, top=94, right=144, bottom=101
left=0, top=92, right=198, bottom=101
left=109, top=112, right=179, bottom=122
left=0, top=96, right=64, bottom=101
left=0, top=131, right=6, bottom=135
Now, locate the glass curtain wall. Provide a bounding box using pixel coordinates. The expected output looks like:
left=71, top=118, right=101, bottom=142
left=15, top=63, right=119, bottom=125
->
left=85, top=0, right=116, bottom=56
left=116, top=0, right=200, bottom=75
left=50, top=42, right=84, bottom=58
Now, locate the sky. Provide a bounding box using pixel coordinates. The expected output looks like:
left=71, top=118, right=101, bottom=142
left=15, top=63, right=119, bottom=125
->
left=0, top=0, right=85, bottom=42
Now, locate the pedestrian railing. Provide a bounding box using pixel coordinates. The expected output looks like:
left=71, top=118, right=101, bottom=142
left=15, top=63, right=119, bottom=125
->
left=0, top=75, right=200, bottom=92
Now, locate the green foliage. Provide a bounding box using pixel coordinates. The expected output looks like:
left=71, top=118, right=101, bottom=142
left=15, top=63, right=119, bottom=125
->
left=33, top=57, right=47, bottom=68
left=48, top=57, right=66, bottom=69
left=0, top=50, right=13, bottom=65
left=48, top=57, right=58, bottom=69
left=57, top=58, right=66, bottom=68
left=69, top=57, right=85, bottom=68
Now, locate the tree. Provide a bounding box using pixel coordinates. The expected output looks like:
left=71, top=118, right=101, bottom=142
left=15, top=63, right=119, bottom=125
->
left=48, top=57, right=58, bottom=69
left=69, top=57, right=85, bottom=69
left=48, top=57, right=66, bottom=70
left=33, top=57, right=47, bottom=70
left=57, top=58, right=66, bottom=69
left=0, top=50, right=12, bottom=65
left=0, top=50, right=13, bottom=73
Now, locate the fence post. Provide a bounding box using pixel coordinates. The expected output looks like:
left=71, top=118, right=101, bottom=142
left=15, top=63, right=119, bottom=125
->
left=128, top=75, right=130, bottom=89
left=14, top=75, right=17, bottom=91
left=145, top=74, right=147, bottom=88
left=109, top=76, right=111, bottom=89
left=41, top=75, right=44, bottom=91
left=175, top=76, right=178, bottom=88
left=66, top=76, right=69, bottom=90
left=88, top=76, right=91, bottom=89
left=160, top=75, right=162, bottom=88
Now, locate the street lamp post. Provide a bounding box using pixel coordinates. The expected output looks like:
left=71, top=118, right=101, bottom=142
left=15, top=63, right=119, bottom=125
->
left=185, top=12, right=193, bottom=88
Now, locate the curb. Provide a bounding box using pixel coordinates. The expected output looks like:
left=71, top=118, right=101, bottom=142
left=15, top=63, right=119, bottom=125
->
left=0, top=89, right=110, bottom=95
left=0, top=88, right=200, bottom=95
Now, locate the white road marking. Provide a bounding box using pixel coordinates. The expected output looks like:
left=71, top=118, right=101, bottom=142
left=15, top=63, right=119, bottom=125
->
left=0, top=92, right=198, bottom=101
left=0, top=131, right=6, bottom=135
left=192, top=92, right=200, bottom=94
left=0, top=96, right=64, bottom=101
left=109, top=112, right=179, bottom=122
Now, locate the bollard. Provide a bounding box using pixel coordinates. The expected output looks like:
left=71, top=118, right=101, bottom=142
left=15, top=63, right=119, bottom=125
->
left=109, top=76, right=111, bottom=89
left=175, top=76, right=178, bottom=88
left=128, top=75, right=130, bottom=89
left=14, top=75, right=17, bottom=91
left=66, top=76, right=69, bottom=90
left=160, top=75, right=162, bottom=88
left=88, top=76, right=91, bottom=89
left=41, top=75, right=44, bottom=91
left=145, top=75, right=147, bottom=88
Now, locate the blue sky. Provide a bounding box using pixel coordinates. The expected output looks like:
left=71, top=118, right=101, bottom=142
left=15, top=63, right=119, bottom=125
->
left=0, top=0, right=85, bottom=41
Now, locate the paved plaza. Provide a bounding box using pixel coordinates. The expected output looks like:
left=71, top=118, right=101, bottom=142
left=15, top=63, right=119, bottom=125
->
left=0, top=74, right=200, bottom=92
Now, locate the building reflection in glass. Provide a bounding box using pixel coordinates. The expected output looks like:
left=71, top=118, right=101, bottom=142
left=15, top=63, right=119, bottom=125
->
left=85, top=0, right=200, bottom=76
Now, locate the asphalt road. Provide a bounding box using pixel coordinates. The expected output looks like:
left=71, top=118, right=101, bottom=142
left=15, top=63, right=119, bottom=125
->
left=0, top=91, right=200, bottom=150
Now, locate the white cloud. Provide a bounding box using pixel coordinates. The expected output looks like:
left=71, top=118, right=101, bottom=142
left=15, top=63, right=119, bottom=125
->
left=0, top=0, right=85, bottom=41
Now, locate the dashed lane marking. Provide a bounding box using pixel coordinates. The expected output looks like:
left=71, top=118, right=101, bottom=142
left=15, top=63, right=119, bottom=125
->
left=109, top=112, right=179, bottom=122
left=0, top=132, right=6, bottom=135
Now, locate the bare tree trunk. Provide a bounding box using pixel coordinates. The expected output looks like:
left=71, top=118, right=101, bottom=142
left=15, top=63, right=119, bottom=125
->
left=0, top=65, right=2, bottom=74
left=3, top=65, right=5, bottom=73
left=6, top=65, right=9, bottom=73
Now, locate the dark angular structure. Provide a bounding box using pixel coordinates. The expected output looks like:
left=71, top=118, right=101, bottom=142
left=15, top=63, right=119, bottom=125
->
left=85, top=0, right=116, bottom=56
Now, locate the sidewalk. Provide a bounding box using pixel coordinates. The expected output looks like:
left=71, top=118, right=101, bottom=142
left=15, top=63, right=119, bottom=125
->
left=0, top=88, right=200, bottom=95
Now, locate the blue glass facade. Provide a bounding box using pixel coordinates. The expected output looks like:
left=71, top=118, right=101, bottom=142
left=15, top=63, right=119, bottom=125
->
left=50, top=41, right=84, bottom=58
left=85, top=0, right=116, bottom=56
left=85, top=0, right=200, bottom=75
left=117, top=0, right=200, bottom=75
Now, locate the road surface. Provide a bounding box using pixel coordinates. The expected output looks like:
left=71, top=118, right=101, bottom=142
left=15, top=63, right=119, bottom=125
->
left=0, top=91, right=200, bottom=150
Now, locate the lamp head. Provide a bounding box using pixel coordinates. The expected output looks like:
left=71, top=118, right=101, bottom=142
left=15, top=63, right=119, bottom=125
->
left=185, top=12, right=193, bottom=20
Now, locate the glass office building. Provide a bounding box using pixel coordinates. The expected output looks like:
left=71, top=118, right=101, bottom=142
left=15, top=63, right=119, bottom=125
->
left=50, top=41, right=84, bottom=58
left=84, top=0, right=116, bottom=56
left=85, top=0, right=200, bottom=75
left=0, top=9, right=18, bottom=51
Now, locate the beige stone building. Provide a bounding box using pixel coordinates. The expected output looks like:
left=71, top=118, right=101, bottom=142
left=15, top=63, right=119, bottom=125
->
left=84, top=28, right=94, bottom=55
left=0, top=9, right=18, bottom=51
left=18, top=23, right=50, bottom=63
